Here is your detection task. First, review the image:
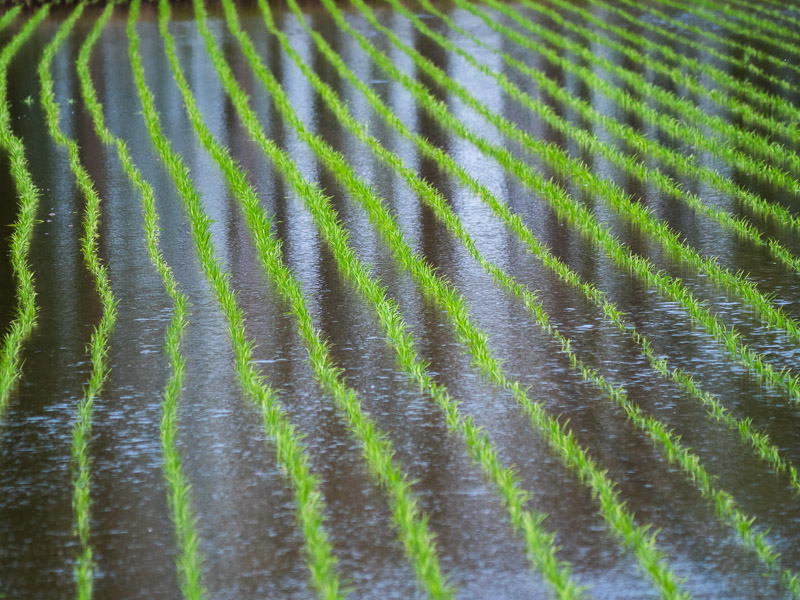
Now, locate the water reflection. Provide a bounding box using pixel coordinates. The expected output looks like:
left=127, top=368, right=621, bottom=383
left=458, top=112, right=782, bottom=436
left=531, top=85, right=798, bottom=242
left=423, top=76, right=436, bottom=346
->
left=0, top=1, right=799, bottom=598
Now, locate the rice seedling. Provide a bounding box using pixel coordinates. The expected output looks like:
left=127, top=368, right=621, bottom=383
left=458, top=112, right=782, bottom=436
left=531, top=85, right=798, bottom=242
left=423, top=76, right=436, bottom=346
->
left=651, top=0, right=800, bottom=60
left=583, top=0, right=800, bottom=101
left=247, top=0, right=800, bottom=593
left=220, top=0, right=702, bottom=595
left=416, top=0, right=800, bottom=341
left=403, top=0, right=800, bottom=278
left=628, top=0, right=800, bottom=84
left=447, top=0, right=800, bottom=239
left=205, top=1, right=588, bottom=597
left=76, top=5, right=205, bottom=598
left=0, top=5, right=20, bottom=33
left=474, top=0, right=800, bottom=197
left=126, top=2, right=345, bottom=597
left=1, top=1, right=797, bottom=597
left=670, top=0, right=800, bottom=47
left=543, top=0, right=800, bottom=133
left=725, top=0, right=800, bottom=28
left=426, top=0, right=800, bottom=266
left=0, top=3, right=39, bottom=419
left=157, top=1, right=455, bottom=596
left=343, top=0, right=800, bottom=403
left=284, top=0, right=800, bottom=503
left=39, top=4, right=121, bottom=597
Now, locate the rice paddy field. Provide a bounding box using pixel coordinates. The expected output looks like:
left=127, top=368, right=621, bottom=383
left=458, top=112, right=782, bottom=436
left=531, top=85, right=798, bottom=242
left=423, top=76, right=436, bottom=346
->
left=1, top=0, right=800, bottom=597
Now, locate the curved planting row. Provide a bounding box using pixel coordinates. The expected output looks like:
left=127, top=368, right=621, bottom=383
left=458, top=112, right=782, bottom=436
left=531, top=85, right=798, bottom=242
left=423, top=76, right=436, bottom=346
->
left=338, top=0, right=800, bottom=402
left=370, top=0, right=800, bottom=352
left=134, top=0, right=460, bottom=596
left=403, top=0, right=800, bottom=287
left=77, top=6, right=206, bottom=598
left=588, top=0, right=800, bottom=101
left=726, top=0, right=800, bottom=29
left=445, top=0, right=800, bottom=239
left=246, top=0, right=798, bottom=595
left=629, top=0, right=800, bottom=82
left=39, top=5, right=120, bottom=597
left=651, top=0, right=800, bottom=60
left=545, top=0, right=800, bottom=131
left=413, top=0, right=800, bottom=281
left=208, top=0, right=589, bottom=595
left=214, top=0, right=697, bottom=594
left=1, top=1, right=797, bottom=598
left=671, top=0, right=800, bottom=47
left=477, top=0, right=800, bottom=196
left=286, top=0, right=800, bottom=501
left=525, top=0, right=800, bottom=157
left=0, top=4, right=39, bottom=417
left=126, top=1, right=347, bottom=597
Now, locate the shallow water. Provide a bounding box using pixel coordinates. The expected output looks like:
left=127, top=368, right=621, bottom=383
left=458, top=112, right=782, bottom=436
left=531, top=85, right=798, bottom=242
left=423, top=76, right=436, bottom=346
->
left=1, top=1, right=799, bottom=598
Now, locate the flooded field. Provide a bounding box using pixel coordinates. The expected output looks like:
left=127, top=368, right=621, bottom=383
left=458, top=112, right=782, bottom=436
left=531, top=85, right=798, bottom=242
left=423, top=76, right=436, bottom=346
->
left=1, top=0, right=799, bottom=598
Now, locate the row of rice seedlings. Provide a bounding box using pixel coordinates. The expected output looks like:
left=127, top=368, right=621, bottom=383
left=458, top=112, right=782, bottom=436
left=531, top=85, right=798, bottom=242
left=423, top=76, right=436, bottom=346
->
left=633, top=0, right=800, bottom=84
left=0, top=6, right=20, bottom=28
left=726, top=0, right=800, bottom=28
left=545, top=0, right=800, bottom=131
left=652, top=0, right=800, bottom=60
left=218, top=0, right=585, bottom=596
left=449, top=0, right=800, bottom=240
left=0, top=3, right=37, bottom=418
left=290, top=0, right=800, bottom=524
left=481, top=0, right=800, bottom=196
left=270, top=0, right=800, bottom=593
left=126, top=2, right=345, bottom=597
left=590, top=0, right=800, bottom=101
left=406, top=0, right=800, bottom=292
left=677, top=0, right=800, bottom=47
left=346, top=0, right=800, bottom=400
left=39, top=4, right=119, bottom=597
left=267, top=0, right=800, bottom=594
left=248, top=0, right=690, bottom=595
left=77, top=6, right=205, bottom=598
left=161, top=1, right=454, bottom=596
left=541, top=0, right=800, bottom=149
left=405, top=0, right=800, bottom=493
left=454, top=0, right=800, bottom=341
left=734, top=1, right=800, bottom=28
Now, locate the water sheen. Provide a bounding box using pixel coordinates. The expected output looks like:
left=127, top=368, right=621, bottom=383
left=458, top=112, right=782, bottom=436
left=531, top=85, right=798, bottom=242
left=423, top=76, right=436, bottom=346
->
left=1, top=1, right=799, bottom=599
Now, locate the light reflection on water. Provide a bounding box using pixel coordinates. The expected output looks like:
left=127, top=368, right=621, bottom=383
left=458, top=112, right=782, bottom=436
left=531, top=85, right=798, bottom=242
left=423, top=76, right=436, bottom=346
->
left=0, top=1, right=798, bottom=598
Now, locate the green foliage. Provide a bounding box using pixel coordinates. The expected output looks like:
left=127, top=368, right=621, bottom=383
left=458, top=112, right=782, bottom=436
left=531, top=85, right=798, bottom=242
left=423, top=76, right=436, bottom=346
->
left=0, top=3, right=40, bottom=417
left=585, top=0, right=800, bottom=103
left=129, top=0, right=352, bottom=596
left=500, top=0, right=800, bottom=195
left=528, top=0, right=800, bottom=169
left=307, top=0, right=800, bottom=595
left=408, top=0, right=800, bottom=494
left=340, top=0, right=800, bottom=406
left=162, top=0, right=454, bottom=594
left=655, top=0, right=800, bottom=54
left=77, top=5, right=206, bottom=598
left=39, top=4, right=120, bottom=598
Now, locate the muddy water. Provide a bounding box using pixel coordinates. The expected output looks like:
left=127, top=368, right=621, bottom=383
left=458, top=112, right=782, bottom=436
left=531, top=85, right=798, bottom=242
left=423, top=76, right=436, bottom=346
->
left=1, top=0, right=799, bottom=598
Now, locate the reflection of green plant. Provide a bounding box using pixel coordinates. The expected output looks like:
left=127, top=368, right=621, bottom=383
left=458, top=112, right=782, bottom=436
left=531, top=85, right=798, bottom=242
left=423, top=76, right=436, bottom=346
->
left=22, top=95, right=33, bottom=106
